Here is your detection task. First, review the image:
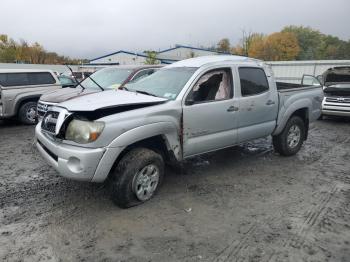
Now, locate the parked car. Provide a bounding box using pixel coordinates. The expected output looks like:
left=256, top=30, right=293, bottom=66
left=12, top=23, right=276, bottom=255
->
left=320, top=66, right=350, bottom=118
left=58, top=75, right=77, bottom=88
left=71, top=71, right=93, bottom=82
left=37, top=65, right=163, bottom=120
left=35, top=56, right=323, bottom=208
left=0, top=69, right=61, bottom=124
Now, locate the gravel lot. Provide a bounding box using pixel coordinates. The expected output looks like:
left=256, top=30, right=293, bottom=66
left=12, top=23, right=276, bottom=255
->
left=0, top=118, right=350, bottom=262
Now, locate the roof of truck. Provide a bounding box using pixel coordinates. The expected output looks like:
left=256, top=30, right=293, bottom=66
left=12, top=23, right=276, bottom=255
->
left=0, top=69, right=55, bottom=73
left=105, top=65, right=164, bottom=70
left=167, top=55, right=264, bottom=68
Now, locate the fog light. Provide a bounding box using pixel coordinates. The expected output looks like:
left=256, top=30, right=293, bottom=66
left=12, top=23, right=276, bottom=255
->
left=67, top=157, right=83, bottom=173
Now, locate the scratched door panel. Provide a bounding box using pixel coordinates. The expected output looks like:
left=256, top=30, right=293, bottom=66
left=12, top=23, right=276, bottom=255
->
left=237, top=91, right=278, bottom=143
left=182, top=99, right=238, bottom=157
left=236, top=67, right=279, bottom=143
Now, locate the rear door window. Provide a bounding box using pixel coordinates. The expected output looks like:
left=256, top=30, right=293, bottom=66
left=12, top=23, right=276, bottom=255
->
left=0, top=72, right=56, bottom=87
left=238, top=67, right=269, bottom=96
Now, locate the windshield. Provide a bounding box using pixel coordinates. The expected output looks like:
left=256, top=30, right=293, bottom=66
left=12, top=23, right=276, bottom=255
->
left=58, top=76, right=76, bottom=85
left=126, top=67, right=197, bottom=99
left=79, top=67, right=133, bottom=90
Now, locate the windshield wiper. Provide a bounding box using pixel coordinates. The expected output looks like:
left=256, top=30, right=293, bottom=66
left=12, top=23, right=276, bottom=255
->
left=133, top=90, right=158, bottom=97
left=88, top=76, right=104, bottom=91
left=121, top=86, right=158, bottom=97
left=64, top=64, right=104, bottom=91
left=120, top=86, right=129, bottom=91
left=64, top=64, right=85, bottom=90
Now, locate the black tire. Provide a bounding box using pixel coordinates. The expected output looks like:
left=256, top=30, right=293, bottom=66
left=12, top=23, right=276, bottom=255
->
left=110, top=147, right=164, bottom=208
left=18, top=101, right=38, bottom=125
left=318, top=114, right=323, bottom=120
left=272, top=116, right=305, bottom=156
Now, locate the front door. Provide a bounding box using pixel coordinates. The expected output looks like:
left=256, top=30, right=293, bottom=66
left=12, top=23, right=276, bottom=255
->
left=182, top=68, right=238, bottom=157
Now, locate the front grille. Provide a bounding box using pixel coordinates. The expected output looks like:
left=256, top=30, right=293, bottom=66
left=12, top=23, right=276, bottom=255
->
left=37, top=102, right=48, bottom=117
left=41, top=111, right=59, bottom=134
left=325, top=97, right=350, bottom=103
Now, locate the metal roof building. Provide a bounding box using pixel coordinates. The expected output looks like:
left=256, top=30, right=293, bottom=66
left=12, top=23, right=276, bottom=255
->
left=267, top=60, right=350, bottom=83
left=89, top=45, right=223, bottom=65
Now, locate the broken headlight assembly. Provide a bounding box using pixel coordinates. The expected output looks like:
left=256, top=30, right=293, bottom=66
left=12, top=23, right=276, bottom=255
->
left=65, top=119, right=105, bottom=144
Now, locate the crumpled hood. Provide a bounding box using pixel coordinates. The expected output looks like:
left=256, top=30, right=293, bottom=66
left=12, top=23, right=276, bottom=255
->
left=59, top=90, right=168, bottom=112
left=40, top=88, right=98, bottom=103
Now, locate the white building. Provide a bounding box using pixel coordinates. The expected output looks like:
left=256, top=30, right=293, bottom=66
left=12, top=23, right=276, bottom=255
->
left=89, top=45, right=223, bottom=65
left=156, top=45, right=222, bottom=61
left=267, top=60, right=350, bottom=83
left=89, top=50, right=153, bottom=65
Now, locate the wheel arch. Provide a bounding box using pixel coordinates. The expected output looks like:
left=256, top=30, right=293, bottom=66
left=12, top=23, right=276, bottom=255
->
left=273, top=98, right=311, bottom=137
left=15, top=95, right=41, bottom=115
left=92, top=122, right=181, bottom=183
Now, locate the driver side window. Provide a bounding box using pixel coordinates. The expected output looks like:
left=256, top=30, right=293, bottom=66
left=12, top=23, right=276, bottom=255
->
left=187, top=68, right=233, bottom=103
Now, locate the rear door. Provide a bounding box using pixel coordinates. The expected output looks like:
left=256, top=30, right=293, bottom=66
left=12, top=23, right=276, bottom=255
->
left=182, top=67, right=238, bottom=157
left=236, top=67, right=278, bottom=142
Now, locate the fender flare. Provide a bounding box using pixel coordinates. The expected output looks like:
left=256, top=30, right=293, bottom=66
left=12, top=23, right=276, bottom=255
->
left=14, top=94, right=41, bottom=115
left=91, top=122, right=181, bottom=183
left=273, top=98, right=310, bottom=135
left=109, top=121, right=181, bottom=159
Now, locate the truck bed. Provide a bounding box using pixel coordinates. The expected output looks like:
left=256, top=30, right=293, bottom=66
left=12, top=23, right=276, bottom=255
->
left=276, top=81, right=319, bottom=91
left=273, top=82, right=323, bottom=135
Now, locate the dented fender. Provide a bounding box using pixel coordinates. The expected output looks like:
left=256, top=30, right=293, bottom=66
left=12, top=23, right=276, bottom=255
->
left=108, top=122, right=181, bottom=159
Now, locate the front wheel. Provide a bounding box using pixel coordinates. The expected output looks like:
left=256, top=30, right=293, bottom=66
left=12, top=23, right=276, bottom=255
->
left=110, top=148, right=164, bottom=208
left=18, top=101, right=38, bottom=125
left=273, top=116, right=306, bottom=156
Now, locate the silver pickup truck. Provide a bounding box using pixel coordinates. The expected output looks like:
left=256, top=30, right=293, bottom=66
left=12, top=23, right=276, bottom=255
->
left=0, top=69, right=61, bottom=124
left=35, top=56, right=323, bottom=208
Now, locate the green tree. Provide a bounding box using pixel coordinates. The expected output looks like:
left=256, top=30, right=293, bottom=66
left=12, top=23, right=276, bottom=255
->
left=144, top=51, right=159, bottom=65
left=282, top=26, right=322, bottom=60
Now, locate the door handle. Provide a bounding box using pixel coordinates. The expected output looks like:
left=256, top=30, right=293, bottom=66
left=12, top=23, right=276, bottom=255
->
left=266, top=100, right=275, bottom=105
left=227, top=106, right=239, bottom=112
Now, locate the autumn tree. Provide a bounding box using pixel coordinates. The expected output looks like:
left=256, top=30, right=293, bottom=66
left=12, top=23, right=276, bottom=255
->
left=217, top=38, right=231, bottom=53
left=263, top=32, right=300, bottom=60
left=231, top=32, right=264, bottom=57
left=246, top=33, right=265, bottom=58
left=0, top=34, right=83, bottom=64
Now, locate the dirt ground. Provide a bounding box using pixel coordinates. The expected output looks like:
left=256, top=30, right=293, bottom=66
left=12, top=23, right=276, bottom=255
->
left=0, top=118, right=349, bottom=262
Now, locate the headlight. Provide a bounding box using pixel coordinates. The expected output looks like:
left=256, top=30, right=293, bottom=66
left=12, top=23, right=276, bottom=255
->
left=65, top=119, right=105, bottom=144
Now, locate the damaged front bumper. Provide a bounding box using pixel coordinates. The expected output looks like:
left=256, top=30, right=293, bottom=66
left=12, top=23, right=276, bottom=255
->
left=35, top=123, right=123, bottom=182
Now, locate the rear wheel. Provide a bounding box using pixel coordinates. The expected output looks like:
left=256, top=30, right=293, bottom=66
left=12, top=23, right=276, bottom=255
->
left=18, top=101, right=38, bottom=125
left=110, top=148, right=164, bottom=208
left=273, top=116, right=305, bottom=156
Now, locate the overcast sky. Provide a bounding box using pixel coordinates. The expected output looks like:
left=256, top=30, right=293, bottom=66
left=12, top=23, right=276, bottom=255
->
left=1, top=0, right=349, bottom=59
